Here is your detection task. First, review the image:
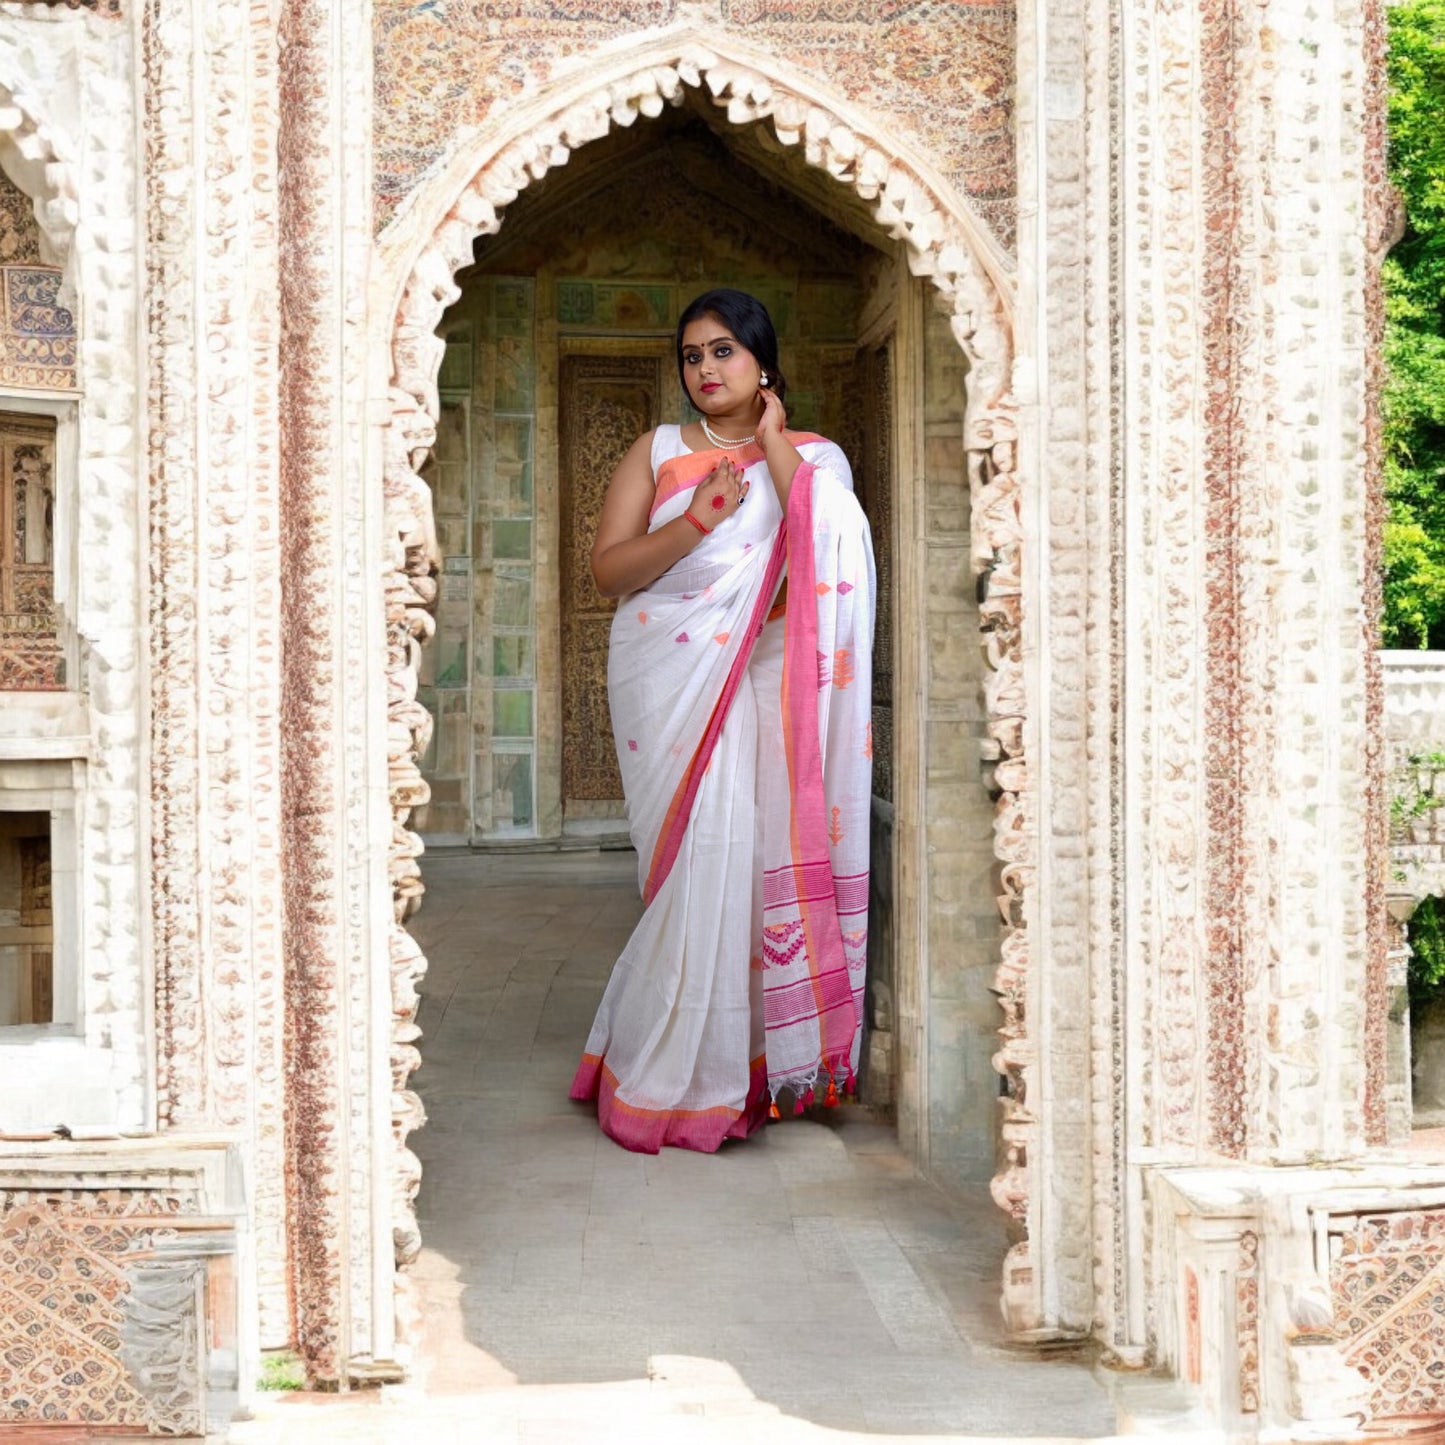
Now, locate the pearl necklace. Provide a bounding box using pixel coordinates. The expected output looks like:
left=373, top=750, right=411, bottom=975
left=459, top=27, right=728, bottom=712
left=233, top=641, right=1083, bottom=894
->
left=701, top=416, right=757, bottom=449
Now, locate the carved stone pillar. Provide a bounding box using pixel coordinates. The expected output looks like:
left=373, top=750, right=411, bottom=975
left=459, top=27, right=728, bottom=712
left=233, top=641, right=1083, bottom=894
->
left=1011, top=0, right=1119, bottom=1342
left=1384, top=894, right=1418, bottom=1144
left=277, top=0, right=395, bottom=1383
left=142, top=0, right=287, bottom=1348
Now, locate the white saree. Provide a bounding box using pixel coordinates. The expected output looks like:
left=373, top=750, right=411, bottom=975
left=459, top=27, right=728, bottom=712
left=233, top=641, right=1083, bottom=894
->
left=570, top=425, right=876, bottom=1153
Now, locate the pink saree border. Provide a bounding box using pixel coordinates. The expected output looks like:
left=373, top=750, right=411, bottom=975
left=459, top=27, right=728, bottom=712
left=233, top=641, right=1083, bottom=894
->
left=570, top=1051, right=770, bottom=1154
left=775, top=464, right=858, bottom=1086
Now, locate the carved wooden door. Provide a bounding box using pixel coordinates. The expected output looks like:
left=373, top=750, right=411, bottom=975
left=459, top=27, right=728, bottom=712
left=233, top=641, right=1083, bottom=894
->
left=559, top=354, right=663, bottom=808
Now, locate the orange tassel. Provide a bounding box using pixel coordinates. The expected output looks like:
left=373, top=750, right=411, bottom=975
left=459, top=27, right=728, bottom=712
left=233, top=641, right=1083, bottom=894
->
left=824, top=1080, right=839, bottom=1108
left=768, top=1102, right=781, bottom=1120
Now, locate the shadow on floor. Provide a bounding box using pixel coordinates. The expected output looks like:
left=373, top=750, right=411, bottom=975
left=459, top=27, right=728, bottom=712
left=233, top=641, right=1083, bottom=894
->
left=404, top=852, right=1118, bottom=1439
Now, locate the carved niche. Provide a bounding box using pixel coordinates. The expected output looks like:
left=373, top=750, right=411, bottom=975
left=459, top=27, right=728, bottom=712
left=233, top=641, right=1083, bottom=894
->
left=0, top=414, right=61, bottom=689
left=0, top=171, right=76, bottom=394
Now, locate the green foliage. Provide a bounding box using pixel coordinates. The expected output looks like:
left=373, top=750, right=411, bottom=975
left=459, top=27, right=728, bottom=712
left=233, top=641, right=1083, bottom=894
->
left=1392, top=752, right=1445, bottom=1003
left=1392, top=749, right=1445, bottom=834
left=1384, top=0, right=1445, bottom=648
left=258, top=1352, right=306, bottom=1392
left=1410, top=894, right=1445, bottom=1005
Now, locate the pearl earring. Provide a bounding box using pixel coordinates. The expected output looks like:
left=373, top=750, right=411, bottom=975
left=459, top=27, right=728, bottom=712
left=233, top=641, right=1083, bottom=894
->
left=759, top=373, right=770, bottom=387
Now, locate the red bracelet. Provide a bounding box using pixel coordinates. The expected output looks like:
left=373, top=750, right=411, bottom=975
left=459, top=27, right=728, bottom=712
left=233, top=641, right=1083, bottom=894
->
left=682, top=510, right=710, bottom=536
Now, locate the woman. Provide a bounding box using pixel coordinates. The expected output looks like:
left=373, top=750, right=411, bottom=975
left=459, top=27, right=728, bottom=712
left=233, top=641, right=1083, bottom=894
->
left=569, top=289, right=876, bottom=1154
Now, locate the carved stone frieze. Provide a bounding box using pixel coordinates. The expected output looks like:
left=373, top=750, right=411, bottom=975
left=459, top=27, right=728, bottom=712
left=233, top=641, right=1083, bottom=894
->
left=373, top=2, right=1017, bottom=250
left=1237, top=1230, right=1260, bottom=1413
left=0, top=1189, right=202, bottom=1433
left=143, top=0, right=205, bottom=1132
left=0, top=167, right=40, bottom=262
left=1331, top=1208, right=1445, bottom=1426
left=1123, top=0, right=1210, bottom=1165
left=1198, top=0, right=1252, bottom=1158
left=17, top=2, right=121, bottom=13
left=1360, top=0, right=1390, bottom=1148
left=138, top=0, right=289, bottom=1275
left=0, top=420, right=60, bottom=688
left=275, top=0, right=387, bottom=1378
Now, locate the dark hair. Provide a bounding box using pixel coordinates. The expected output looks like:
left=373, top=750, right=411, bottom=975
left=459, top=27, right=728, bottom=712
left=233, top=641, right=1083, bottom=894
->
left=675, top=289, right=788, bottom=407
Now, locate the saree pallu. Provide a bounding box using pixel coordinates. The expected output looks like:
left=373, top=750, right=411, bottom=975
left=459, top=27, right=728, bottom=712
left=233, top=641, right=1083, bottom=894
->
left=570, top=433, right=875, bottom=1154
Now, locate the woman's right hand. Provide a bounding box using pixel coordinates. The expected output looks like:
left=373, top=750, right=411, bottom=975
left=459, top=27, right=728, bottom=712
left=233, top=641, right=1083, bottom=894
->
left=686, top=458, right=750, bottom=532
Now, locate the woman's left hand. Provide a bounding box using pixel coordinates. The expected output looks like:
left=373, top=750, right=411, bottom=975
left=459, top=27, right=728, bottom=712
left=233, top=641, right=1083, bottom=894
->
left=757, top=385, right=787, bottom=443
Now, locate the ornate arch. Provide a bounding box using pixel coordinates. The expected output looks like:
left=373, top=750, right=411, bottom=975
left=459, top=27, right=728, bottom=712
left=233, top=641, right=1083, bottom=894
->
left=380, top=37, right=1033, bottom=1306
left=0, top=74, right=79, bottom=273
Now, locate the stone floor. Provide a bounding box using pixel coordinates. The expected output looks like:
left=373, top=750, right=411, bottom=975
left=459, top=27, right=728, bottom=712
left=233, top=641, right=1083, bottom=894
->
left=231, top=850, right=1142, bottom=1444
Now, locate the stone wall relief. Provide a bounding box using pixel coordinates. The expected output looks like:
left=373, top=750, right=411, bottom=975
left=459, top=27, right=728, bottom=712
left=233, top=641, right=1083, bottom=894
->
left=1327, top=1203, right=1445, bottom=1431
left=373, top=1, right=1017, bottom=250
left=0, top=1149, right=243, bottom=1437
left=0, top=414, right=60, bottom=689
left=0, top=170, right=75, bottom=392
left=381, top=37, right=1031, bottom=1328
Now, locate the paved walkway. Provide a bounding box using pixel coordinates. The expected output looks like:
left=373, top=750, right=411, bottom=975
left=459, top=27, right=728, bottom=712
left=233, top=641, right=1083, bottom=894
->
left=233, top=851, right=1138, bottom=1444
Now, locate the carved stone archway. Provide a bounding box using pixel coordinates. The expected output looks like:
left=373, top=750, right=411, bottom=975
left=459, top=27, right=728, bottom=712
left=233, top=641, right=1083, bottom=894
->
left=0, top=75, right=79, bottom=273
left=377, top=35, right=1035, bottom=1325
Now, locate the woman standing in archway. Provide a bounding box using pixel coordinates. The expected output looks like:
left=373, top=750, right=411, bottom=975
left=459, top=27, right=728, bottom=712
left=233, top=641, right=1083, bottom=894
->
left=569, top=289, right=876, bottom=1153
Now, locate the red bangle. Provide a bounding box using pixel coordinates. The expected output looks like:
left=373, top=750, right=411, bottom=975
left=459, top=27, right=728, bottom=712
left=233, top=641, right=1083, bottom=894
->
left=682, top=510, right=710, bottom=536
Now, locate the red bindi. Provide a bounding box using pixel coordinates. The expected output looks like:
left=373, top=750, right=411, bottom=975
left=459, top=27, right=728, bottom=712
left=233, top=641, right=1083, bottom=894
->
left=710, top=495, right=725, bottom=511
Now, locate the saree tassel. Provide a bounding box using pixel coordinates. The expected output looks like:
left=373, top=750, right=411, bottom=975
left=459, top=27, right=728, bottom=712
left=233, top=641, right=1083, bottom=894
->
left=823, top=1079, right=839, bottom=1108
left=793, top=1097, right=806, bottom=1116
left=769, top=1102, right=782, bottom=1120
left=844, top=1073, right=857, bottom=1097
left=802, top=1087, right=815, bottom=1108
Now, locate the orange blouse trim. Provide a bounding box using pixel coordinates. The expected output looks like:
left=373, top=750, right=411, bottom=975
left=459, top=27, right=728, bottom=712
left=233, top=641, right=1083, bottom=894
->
left=649, top=431, right=827, bottom=521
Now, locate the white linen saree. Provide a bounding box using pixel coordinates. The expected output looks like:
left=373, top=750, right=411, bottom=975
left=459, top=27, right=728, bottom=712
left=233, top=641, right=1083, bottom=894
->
left=570, top=425, right=876, bottom=1153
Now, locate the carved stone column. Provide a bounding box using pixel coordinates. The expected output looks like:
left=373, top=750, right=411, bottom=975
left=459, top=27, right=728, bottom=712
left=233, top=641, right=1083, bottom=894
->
left=277, top=0, right=395, bottom=1383
left=1011, top=0, right=1120, bottom=1342
left=1384, top=894, right=1418, bottom=1143
left=1241, top=0, right=1385, bottom=1163
left=142, top=0, right=287, bottom=1345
